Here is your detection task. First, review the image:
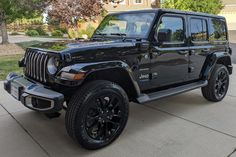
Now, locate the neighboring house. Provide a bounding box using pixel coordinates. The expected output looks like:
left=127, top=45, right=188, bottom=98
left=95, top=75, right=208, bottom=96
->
left=103, top=0, right=161, bottom=13
left=219, top=0, right=236, bottom=30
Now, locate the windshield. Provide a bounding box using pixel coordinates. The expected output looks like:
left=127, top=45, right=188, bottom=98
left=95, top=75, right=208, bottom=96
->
left=93, top=12, right=156, bottom=38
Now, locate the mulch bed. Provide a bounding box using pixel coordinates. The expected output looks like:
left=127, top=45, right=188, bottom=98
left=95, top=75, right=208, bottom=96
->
left=0, top=43, right=25, bottom=56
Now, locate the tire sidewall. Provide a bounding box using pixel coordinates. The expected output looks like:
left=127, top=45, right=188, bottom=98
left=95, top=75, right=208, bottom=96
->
left=211, top=65, right=229, bottom=101
left=69, top=82, right=129, bottom=149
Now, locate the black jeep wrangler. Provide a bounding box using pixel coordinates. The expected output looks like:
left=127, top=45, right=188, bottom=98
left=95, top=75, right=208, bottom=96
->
left=4, top=9, right=233, bottom=149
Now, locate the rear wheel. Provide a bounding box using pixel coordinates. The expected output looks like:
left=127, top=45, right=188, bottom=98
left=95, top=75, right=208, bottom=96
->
left=201, top=64, right=229, bottom=102
left=65, top=80, right=129, bottom=150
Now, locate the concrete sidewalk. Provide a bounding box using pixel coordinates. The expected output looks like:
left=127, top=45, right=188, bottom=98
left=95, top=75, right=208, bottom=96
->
left=0, top=68, right=236, bottom=157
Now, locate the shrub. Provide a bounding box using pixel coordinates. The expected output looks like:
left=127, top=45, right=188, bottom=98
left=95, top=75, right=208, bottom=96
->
left=35, top=26, right=48, bottom=36
left=31, top=20, right=43, bottom=25
left=85, top=25, right=95, bottom=38
left=25, top=30, right=39, bottom=36
left=51, top=30, right=64, bottom=37
left=10, top=32, right=20, bottom=35
left=55, top=27, right=68, bottom=34
left=26, top=26, right=34, bottom=30
left=67, top=25, right=95, bottom=39
left=68, top=28, right=81, bottom=39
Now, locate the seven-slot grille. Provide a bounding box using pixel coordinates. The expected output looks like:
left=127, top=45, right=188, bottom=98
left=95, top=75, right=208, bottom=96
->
left=24, top=49, right=49, bottom=83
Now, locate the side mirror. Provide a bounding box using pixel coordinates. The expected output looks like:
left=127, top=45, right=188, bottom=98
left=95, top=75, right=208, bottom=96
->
left=157, top=29, right=172, bottom=43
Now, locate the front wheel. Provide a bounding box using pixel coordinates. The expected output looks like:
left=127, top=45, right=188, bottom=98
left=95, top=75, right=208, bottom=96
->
left=201, top=64, right=229, bottom=102
left=65, top=80, right=129, bottom=150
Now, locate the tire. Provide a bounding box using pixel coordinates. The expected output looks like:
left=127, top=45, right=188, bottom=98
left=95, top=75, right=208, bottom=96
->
left=65, top=80, right=129, bottom=150
left=201, top=64, right=229, bottom=102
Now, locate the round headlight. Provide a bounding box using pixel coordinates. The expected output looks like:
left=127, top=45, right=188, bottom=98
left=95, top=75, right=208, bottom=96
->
left=47, top=57, right=59, bottom=75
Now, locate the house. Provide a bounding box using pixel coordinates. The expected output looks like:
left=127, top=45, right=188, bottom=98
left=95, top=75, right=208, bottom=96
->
left=219, top=0, right=236, bottom=30
left=103, top=0, right=161, bottom=13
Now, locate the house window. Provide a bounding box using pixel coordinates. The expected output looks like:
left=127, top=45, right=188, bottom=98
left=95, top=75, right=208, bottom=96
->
left=110, top=0, right=126, bottom=5
left=134, top=0, right=143, bottom=4
left=119, top=0, right=126, bottom=4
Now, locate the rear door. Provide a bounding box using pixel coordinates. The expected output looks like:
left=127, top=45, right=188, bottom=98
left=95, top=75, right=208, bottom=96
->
left=188, top=16, right=212, bottom=80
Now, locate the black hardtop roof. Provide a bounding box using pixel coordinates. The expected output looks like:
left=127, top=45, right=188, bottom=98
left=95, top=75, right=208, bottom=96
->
left=110, top=8, right=225, bottom=20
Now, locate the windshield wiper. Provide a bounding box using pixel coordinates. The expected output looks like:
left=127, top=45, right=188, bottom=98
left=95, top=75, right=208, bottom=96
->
left=93, top=31, right=107, bottom=40
left=96, top=33, right=107, bottom=35
left=110, top=33, right=127, bottom=37
left=110, top=33, right=127, bottom=41
left=94, top=30, right=106, bottom=35
left=94, top=33, right=107, bottom=36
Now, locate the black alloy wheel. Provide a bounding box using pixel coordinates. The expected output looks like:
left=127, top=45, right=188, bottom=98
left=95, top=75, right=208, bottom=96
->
left=85, top=94, right=124, bottom=141
left=65, top=80, right=129, bottom=150
left=202, top=64, right=229, bottom=102
left=214, top=69, right=229, bottom=100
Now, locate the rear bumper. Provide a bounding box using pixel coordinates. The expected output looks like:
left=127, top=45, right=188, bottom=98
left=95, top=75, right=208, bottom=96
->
left=4, top=73, right=64, bottom=113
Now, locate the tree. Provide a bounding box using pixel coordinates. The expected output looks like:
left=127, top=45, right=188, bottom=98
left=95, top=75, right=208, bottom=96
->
left=151, top=0, right=161, bottom=8
left=163, top=0, right=224, bottom=15
left=48, top=0, right=131, bottom=26
left=48, top=0, right=104, bottom=26
left=0, top=0, right=47, bottom=44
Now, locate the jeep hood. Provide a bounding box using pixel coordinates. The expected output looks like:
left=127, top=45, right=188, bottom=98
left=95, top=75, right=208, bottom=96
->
left=29, top=39, right=136, bottom=54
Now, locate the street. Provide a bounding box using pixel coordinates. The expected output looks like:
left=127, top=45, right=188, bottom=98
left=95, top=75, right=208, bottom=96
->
left=0, top=35, right=66, bottom=43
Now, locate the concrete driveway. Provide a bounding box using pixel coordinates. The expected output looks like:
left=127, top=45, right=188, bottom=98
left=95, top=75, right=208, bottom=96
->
left=0, top=67, right=235, bottom=157
left=229, top=30, right=236, bottom=64
left=230, top=43, right=236, bottom=64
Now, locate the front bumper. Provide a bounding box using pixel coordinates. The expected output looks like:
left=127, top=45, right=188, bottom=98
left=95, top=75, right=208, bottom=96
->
left=4, top=73, right=64, bottom=113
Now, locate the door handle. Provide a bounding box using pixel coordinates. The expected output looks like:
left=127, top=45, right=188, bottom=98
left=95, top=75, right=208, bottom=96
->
left=151, top=47, right=161, bottom=57
left=178, top=50, right=189, bottom=55
left=202, top=49, right=210, bottom=53
left=190, top=50, right=195, bottom=55
left=152, top=51, right=161, bottom=57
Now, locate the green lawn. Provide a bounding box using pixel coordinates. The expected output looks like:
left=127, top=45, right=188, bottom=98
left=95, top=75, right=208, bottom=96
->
left=0, top=55, right=23, bottom=80
left=0, top=41, right=44, bottom=81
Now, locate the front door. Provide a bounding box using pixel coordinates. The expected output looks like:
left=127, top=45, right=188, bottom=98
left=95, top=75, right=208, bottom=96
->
left=150, top=14, right=189, bottom=88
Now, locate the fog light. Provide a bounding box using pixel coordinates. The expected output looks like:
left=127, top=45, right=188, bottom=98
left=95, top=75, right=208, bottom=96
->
left=24, top=95, right=54, bottom=111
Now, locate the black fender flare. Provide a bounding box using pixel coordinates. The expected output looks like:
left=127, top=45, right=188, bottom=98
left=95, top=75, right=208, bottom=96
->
left=58, top=60, right=141, bottom=97
left=201, top=51, right=232, bottom=80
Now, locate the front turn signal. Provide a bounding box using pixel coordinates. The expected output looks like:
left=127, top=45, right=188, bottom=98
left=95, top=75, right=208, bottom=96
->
left=60, top=72, right=85, bottom=81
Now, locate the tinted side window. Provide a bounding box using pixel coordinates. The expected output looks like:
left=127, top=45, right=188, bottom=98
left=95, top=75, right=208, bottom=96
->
left=157, top=16, right=185, bottom=42
left=190, top=18, right=208, bottom=41
left=209, top=18, right=227, bottom=41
